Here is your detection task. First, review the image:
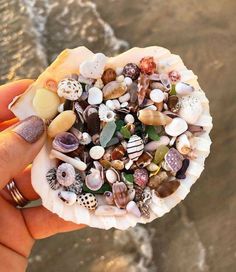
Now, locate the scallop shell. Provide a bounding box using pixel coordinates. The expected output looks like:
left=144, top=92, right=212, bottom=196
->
left=10, top=46, right=212, bottom=230
left=127, top=135, right=144, bottom=161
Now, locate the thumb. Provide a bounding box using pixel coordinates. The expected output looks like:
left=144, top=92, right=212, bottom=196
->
left=0, top=116, right=45, bottom=189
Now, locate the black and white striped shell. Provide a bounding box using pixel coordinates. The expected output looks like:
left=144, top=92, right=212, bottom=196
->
left=77, top=193, right=98, bottom=210
left=127, top=135, right=144, bottom=161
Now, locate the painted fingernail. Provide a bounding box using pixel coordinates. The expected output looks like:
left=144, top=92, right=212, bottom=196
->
left=13, top=116, right=45, bottom=143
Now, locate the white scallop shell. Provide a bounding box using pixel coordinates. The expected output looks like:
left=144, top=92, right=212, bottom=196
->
left=9, top=46, right=212, bottom=230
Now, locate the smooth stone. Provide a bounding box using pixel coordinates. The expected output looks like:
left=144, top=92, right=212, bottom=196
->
left=88, top=87, right=103, bottom=105
left=175, top=82, right=194, bottom=96
left=150, top=89, right=165, bottom=103
left=165, top=117, right=188, bottom=137
left=89, top=146, right=105, bottom=160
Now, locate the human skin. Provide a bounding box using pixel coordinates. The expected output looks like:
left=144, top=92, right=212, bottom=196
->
left=0, top=80, right=85, bottom=272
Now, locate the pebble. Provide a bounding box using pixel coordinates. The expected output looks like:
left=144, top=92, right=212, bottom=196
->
left=57, top=78, right=83, bottom=100
left=88, top=87, right=103, bottom=105
left=121, top=101, right=128, bottom=108
left=150, top=89, right=165, bottom=103
left=119, top=92, right=130, bottom=103
left=124, top=114, right=135, bottom=124
left=79, top=53, right=106, bottom=79
left=106, top=169, right=119, bottom=183
left=116, top=75, right=125, bottom=82
left=154, top=145, right=169, bottom=164
left=122, top=63, right=140, bottom=80
left=146, top=162, right=159, bottom=172
left=165, top=117, right=188, bottom=137
left=101, top=68, right=117, bottom=85
left=124, top=77, right=133, bottom=86
left=89, top=146, right=105, bottom=160
left=48, top=110, right=76, bottom=138
left=32, top=88, right=60, bottom=119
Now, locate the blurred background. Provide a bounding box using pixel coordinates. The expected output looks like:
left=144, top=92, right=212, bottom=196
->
left=1, top=0, right=235, bottom=271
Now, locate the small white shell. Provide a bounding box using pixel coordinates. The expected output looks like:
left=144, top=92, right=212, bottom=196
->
left=85, top=169, right=104, bottom=191
left=80, top=132, right=92, bottom=145
left=58, top=191, right=77, bottom=206
left=95, top=205, right=127, bottom=216
left=126, top=201, right=141, bottom=217
left=89, top=146, right=105, bottom=160
left=57, top=103, right=64, bottom=113
left=113, top=99, right=121, bottom=109
left=88, top=87, right=103, bottom=105
left=119, top=93, right=130, bottom=103
left=176, top=133, right=191, bottom=154
left=165, top=117, right=188, bottom=137
left=106, top=100, right=115, bottom=110
left=124, top=114, right=135, bottom=124
left=127, top=135, right=144, bottom=161
left=115, top=67, right=123, bottom=76
left=175, top=82, right=194, bottom=96
left=106, top=169, right=119, bottom=183
left=121, top=101, right=128, bottom=108
left=57, top=79, right=83, bottom=101
left=124, top=77, right=133, bottom=86
left=98, top=104, right=115, bottom=122
left=79, top=53, right=106, bottom=79
left=178, top=94, right=203, bottom=124
left=150, top=89, right=165, bottom=103
left=145, top=105, right=157, bottom=111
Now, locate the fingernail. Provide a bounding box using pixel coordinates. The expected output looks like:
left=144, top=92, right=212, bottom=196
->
left=13, top=116, right=45, bottom=143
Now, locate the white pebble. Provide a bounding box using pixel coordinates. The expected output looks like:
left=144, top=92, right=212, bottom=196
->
left=116, top=67, right=123, bottom=76
left=89, top=146, right=105, bottom=160
left=119, top=92, right=130, bottom=103
left=116, top=75, right=125, bottom=82
left=145, top=105, right=157, bottom=111
left=88, top=87, right=103, bottom=105
left=150, top=89, right=165, bottom=103
left=57, top=103, right=64, bottom=113
left=124, top=77, right=133, bottom=86
left=124, top=114, right=135, bottom=124
left=112, top=99, right=121, bottom=109
left=121, top=102, right=128, bottom=108
left=94, top=78, right=104, bottom=89
left=106, top=100, right=115, bottom=110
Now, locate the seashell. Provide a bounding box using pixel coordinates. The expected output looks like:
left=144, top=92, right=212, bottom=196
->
left=77, top=193, right=98, bottom=210
left=32, top=88, right=60, bottom=119
left=88, top=87, right=103, bottom=105
left=147, top=171, right=168, bottom=189
left=56, top=163, right=76, bottom=187
left=85, top=107, right=100, bottom=136
left=146, top=162, right=159, bottom=172
left=94, top=78, right=104, bottom=89
left=128, top=188, right=136, bottom=200
left=124, top=114, right=135, bottom=124
left=79, top=53, right=106, bottom=79
left=125, top=159, right=133, bottom=170
left=103, top=81, right=127, bottom=100
left=89, top=146, right=105, bottom=160
left=165, top=148, right=184, bottom=172
left=136, top=152, right=153, bottom=168
left=85, top=168, right=104, bottom=191
left=116, top=75, right=125, bottom=82
left=175, top=82, right=194, bottom=96
left=137, top=201, right=150, bottom=219
left=111, top=160, right=125, bottom=170
left=52, top=132, right=79, bottom=153
left=80, top=132, right=92, bottom=145
left=99, top=159, right=111, bottom=169
left=57, top=78, right=83, bottom=100
left=95, top=205, right=127, bottom=216
left=78, top=74, right=95, bottom=85
left=128, top=82, right=138, bottom=103
left=155, top=101, right=164, bottom=111
left=164, top=117, right=188, bottom=137
left=133, top=168, right=149, bottom=188
left=120, top=101, right=128, bottom=108
left=168, top=70, right=181, bottom=83
left=178, top=94, right=203, bottom=124
left=48, top=110, right=76, bottom=138
left=159, top=73, right=171, bottom=91
left=126, top=201, right=141, bottom=217
left=167, top=95, right=180, bottom=112
left=100, top=121, right=116, bottom=147
left=104, top=191, right=114, bottom=205
left=50, top=149, right=87, bottom=171
left=127, top=135, right=144, bottom=161
left=44, top=79, right=58, bottom=92
left=98, top=104, right=115, bottom=122
left=137, top=109, right=172, bottom=126
left=119, top=92, right=130, bottom=103
left=65, top=173, right=83, bottom=195
left=57, top=103, right=64, bottom=113
left=176, top=158, right=190, bottom=179
left=74, top=102, right=85, bottom=123
left=122, top=63, right=140, bottom=80
left=46, top=168, right=61, bottom=190
left=150, top=81, right=166, bottom=91
left=150, top=89, right=165, bottom=103
left=111, top=145, right=126, bottom=160
left=142, top=187, right=152, bottom=204
left=124, top=77, right=133, bottom=86
left=106, top=100, right=116, bottom=110
left=155, top=180, right=180, bottom=198
left=139, top=56, right=156, bottom=74
left=101, top=68, right=117, bottom=85
left=144, top=135, right=170, bottom=152
left=58, top=191, right=77, bottom=205
left=188, top=124, right=204, bottom=133
left=176, top=133, right=191, bottom=155
left=137, top=74, right=150, bottom=105
left=145, top=105, right=157, bottom=111
left=106, top=168, right=120, bottom=183
left=112, top=182, right=129, bottom=209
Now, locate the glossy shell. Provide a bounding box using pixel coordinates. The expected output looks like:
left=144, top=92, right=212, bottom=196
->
left=138, top=109, right=172, bottom=126
left=78, top=193, right=98, bottom=210
left=102, top=81, right=127, bottom=100
left=57, top=78, right=83, bottom=100
left=127, top=135, right=144, bottom=161
left=52, top=132, right=79, bottom=153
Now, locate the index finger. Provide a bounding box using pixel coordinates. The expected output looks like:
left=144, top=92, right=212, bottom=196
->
left=0, top=79, right=34, bottom=122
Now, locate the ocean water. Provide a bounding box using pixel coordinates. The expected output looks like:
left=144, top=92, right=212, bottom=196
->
left=0, top=0, right=235, bottom=271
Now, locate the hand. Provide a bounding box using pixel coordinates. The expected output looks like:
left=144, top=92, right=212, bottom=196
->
left=0, top=80, right=85, bottom=272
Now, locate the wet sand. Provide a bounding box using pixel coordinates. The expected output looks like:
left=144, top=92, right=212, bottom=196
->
left=1, top=0, right=235, bottom=271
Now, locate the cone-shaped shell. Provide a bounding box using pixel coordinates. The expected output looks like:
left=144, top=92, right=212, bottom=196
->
left=9, top=46, right=212, bottom=230
left=137, top=109, right=172, bottom=126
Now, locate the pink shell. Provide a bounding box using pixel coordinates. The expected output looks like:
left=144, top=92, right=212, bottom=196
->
left=133, top=169, right=149, bottom=188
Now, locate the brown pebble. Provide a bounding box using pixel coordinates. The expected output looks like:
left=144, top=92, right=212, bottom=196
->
left=167, top=95, right=179, bottom=112
left=155, top=180, right=180, bottom=198
left=111, top=145, right=126, bottom=160
left=136, top=152, right=153, bottom=168
left=101, top=68, right=117, bottom=85
left=147, top=171, right=168, bottom=189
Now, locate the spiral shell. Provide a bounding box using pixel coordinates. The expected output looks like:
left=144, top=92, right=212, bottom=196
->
left=56, top=163, right=76, bottom=187
left=127, top=135, right=144, bottom=161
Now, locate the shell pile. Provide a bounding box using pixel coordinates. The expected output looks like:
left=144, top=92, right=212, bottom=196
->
left=35, top=52, right=206, bottom=218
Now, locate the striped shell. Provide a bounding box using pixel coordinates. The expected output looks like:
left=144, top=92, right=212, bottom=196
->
left=127, top=135, right=144, bottom=161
